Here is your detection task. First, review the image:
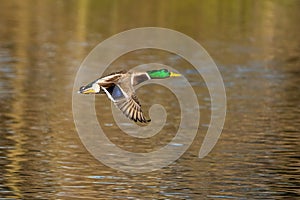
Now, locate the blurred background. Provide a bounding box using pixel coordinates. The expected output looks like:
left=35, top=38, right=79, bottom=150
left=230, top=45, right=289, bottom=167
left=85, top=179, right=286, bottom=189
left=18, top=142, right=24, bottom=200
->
left=0, top=0, right=299, bottom=199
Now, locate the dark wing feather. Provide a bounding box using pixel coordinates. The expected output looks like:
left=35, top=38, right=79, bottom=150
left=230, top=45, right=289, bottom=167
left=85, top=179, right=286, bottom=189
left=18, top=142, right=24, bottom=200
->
left=132, top=73, right=150, bottom=86
left=101, top=84, right=150, bottom=123
left=116, top=94, right=150, bottom=123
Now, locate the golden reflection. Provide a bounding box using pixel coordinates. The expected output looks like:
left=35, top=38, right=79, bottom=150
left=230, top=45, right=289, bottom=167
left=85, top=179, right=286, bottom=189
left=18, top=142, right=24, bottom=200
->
left=4, top=1, right=30, bottom=199
left=76, top=0, right=89, bottom=43
left=0, top=0, right=299, bottom=199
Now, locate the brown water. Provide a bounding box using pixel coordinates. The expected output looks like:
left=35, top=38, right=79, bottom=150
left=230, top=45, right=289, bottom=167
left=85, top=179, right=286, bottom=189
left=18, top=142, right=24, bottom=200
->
left=0, top=0, right=299, bottom=199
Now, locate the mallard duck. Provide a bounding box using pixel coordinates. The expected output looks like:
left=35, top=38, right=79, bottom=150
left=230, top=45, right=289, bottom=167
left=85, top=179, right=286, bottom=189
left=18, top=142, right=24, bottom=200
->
left=78, top=69, right=181, bottom=123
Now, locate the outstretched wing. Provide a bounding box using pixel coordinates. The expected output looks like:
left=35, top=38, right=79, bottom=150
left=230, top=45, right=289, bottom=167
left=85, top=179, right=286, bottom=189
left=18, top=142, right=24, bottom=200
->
left=116, top=93, right=150, bottom=123
left=101, top=84, right=150, bottom=123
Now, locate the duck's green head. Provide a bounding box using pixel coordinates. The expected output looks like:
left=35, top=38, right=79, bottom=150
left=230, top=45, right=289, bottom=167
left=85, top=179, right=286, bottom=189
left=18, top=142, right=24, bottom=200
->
left=147, top=69, right=181, bottom=79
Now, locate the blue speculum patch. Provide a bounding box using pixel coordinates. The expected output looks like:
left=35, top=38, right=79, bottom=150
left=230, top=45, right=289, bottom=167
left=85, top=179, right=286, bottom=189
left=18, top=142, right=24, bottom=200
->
left=111, top=85, right=125, bottom=100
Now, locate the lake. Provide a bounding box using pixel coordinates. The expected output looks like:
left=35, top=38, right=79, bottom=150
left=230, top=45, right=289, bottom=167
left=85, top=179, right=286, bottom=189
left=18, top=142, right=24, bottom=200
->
left=0, top=0, right=299, bottom=199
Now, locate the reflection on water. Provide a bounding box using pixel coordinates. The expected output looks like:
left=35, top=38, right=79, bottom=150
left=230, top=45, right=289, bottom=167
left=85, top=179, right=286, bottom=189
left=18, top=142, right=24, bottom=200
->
left=0, top=0, right=299, bottom=199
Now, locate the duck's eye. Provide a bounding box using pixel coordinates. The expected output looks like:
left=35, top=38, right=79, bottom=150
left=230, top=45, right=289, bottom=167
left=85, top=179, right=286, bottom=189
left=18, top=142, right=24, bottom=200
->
left=79, top=86, right=85, bottom=91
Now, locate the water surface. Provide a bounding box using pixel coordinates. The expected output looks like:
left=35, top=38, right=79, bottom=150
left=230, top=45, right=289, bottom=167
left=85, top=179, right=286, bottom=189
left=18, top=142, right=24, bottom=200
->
left=0, top=0, right=299, bottom=199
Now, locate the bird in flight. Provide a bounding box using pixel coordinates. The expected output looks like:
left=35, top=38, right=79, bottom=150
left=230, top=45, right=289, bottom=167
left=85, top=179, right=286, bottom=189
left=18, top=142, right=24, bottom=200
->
left=78, top=69, right=181, bottom=123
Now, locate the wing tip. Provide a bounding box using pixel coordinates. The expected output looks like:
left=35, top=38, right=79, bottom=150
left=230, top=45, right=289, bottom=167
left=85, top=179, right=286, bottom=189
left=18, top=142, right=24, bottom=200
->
left=137, top=118, right=151, bottom=123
